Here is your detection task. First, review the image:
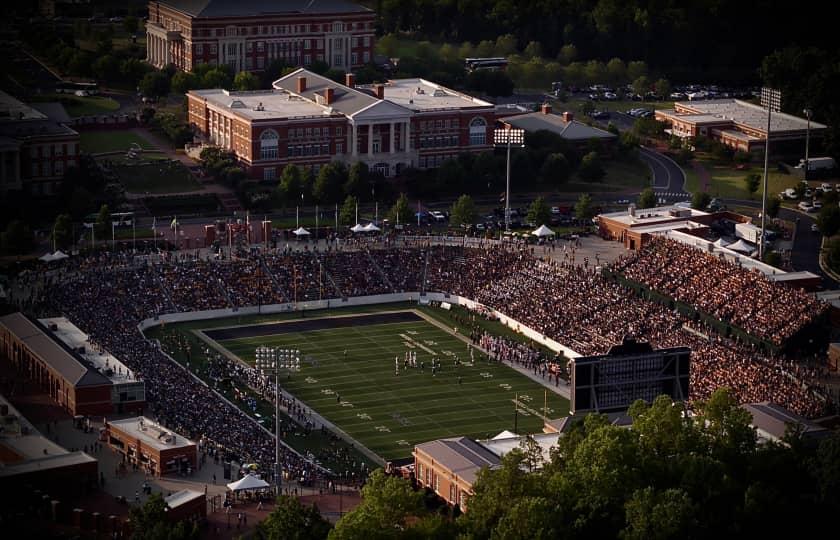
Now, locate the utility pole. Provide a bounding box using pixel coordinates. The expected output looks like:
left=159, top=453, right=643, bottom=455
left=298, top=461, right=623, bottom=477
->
left=803, top=108, right=812, bottom=183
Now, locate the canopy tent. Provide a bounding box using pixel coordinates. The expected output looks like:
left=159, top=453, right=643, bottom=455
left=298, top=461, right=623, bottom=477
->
left=361, top=222, right=381, bottom=232
left=350, top=223, right=366, bottom=233
left=531, top=224, right=555, bottom=237
left=713, top=238, right=731, bottom=248
left=38, top=252, right=54, bottom=262
left=727, top=239, right=754, bottom=253
left=292, top=227, right=310, bottom=236
left=226, top=474, right=269, bottom=492
left=52, top=250, right=69, bottom=260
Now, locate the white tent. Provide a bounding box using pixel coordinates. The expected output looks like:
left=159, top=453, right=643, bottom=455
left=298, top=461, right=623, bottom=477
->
left=713, top=238, right=731, bottom=248
left=531, top=224, right=555, bottom=237
left=39, top=252, right=54, bottom=262
left=52, top=250, right=69, bottom=260
left=226, top=474, right=269, bottom=492
left=292, top=227, right=310, bottom=236
left=362, top=222, right=381, bottom=232
left=350, top=223, right=365, bottom=233
left=727, top=239, right=754, bottom=253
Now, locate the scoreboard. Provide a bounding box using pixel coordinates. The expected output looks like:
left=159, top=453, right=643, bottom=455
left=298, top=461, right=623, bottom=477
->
left=570, top=337, right=690, bottom=414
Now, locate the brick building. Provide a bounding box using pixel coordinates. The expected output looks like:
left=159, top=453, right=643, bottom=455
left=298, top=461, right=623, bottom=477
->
left=655, top=99, right=827, bottom=156
left=0, top=91, right=80, bottom=197
left=146, top=0, right=375, bottom=73
left=105, top=417, right=198, bottom=477
left=0, top=313, right=145, bottom=416
left=187, top=68, right=496, bottom=179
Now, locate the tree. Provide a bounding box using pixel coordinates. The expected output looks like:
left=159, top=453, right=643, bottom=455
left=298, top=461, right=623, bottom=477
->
left=124, top=16, right=139, bottom=34
left=638, top=188, right=657, bottom=209
left=261, top=59, right=290, bottom=87
left=694, top=387, right=757, bottom=459
left=817, top=205, right=840, bottom=237
left=476, top=39, right=496, bottom=57
left=92, top=55, right=119, bottom=83
left=621, top=487, right=697, bottom=540
left=540, top=153, right=570, bottom=185
left=139, top=70, right=170, bottom=98
left=330, top=469, right=424, bottom=540
left=495, top=34, right=518, bottom=57
left=606, top=57, right=627, bottom=87
left=578, top=151, right=605, bottom=182
left=523, top=41, right=543, bottom=59
left=627, top=60, right=648, bottom=82
left=527, top=196, right=551, bottom=226
left=202, top=67, right=232, bottom=89
left=94, top=204, right=111, bottom=239
left=744, top=173, right=761, bottom=198
left=692, top=191, right=711, bottom=210
left=278, top=164, right=302, bottom=205
left=233, top=71, right=260, bottom=91
left=449, top=194, right=476, bottom=227
left=171, top=71, right=199, bottom=94
left=574, top=193, right=593, bottom=221
left=52, top=214, right=73, bottom=250
left=632, top=75, right=651, bottom=98
left=258, top=495, right=331, bottom=540
left=313, top=162, right=347, bottom=204
left=558, top=44, right=577, bottom=65
left=654, top=78, right=672, bottom=100
left=767, top=196, right=781, bottom=219
left=128, top=493, right=199, bottom=540
left=388, top=193, right=412, bottom=225
left=1, top=220, right=33, bottom=255
left=344, top=162, right=369, bottom=200
left=339, top=195, right=358, bottom=226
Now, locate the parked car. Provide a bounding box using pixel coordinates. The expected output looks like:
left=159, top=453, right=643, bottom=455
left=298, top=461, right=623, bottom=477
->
left=820, top=182, right=833, bottom=193
left=591, top=110, right=610, bottom=119
left=429, top=210, right=446, bottom=222
left=798, top=201, right=816, bottom=212
left=812, top=223, right=820, bottom=232
left=603, top=92, right=618, bottom=100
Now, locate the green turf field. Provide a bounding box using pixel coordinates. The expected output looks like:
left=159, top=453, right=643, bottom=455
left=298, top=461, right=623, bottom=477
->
left=210, top=313, right=569, bottom=461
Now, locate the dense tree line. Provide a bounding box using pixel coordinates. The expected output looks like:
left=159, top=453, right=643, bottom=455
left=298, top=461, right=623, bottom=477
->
left=374, top=0, right=834, bottom=84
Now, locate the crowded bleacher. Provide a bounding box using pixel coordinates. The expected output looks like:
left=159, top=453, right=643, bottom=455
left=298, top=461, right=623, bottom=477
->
left=10, top=240, right=831, bottom=485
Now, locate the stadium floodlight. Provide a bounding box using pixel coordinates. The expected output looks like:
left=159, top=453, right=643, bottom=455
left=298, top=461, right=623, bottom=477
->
left=494, top=126, right=526, bottom=232
left=758, top=87, right=782, bottom=260
left=255, top=347, right=282, bottom=493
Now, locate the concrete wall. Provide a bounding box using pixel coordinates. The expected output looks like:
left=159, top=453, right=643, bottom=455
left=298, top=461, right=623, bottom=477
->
left=139, top=292, right=582, bottom=359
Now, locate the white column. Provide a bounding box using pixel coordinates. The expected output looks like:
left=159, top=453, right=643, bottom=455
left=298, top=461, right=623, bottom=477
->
left=389, top=122, right=395, bottom=154
left=367, top=124, right=373, bottom=155
left=351, top=124, right=358, bottom=157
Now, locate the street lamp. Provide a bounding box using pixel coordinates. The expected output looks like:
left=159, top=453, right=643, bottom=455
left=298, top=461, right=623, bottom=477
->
left=803, top=108, right=812, bottom=182
left=255, top=347, right=299, bottom=495
left=493, top=126, right=525, bottom=232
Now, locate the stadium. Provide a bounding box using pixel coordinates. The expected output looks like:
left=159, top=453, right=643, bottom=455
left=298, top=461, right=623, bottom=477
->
left=14, top=237, right=831, bottom=484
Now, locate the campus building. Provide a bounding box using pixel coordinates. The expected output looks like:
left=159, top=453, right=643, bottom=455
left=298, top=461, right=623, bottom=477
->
left=187, top=68, right=496, bottom=179
left=655, top=100, right=827, bottom=156
left=0, top=394, right=98, bottom=496
left=413, top=431, right=559, bottom=511
left=0, top=313, right=145, bottom=416
left=0, top=90, right=80, bottom=197
left=499, top=105, right=617, bottom=148
left=105, top=417, right=198, bottom=477
left=146, top=0, right=375, bottom=73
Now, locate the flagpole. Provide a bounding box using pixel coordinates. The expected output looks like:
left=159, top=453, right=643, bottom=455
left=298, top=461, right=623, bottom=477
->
left=152, top=217, right=156, bottom=251
left=315, top=205, right=319, bottom=243
left=132, top=218, right=136, bottom=252
left=296, top=206, right=299, bottom=229
left=111, top=221, right=115, bottom=251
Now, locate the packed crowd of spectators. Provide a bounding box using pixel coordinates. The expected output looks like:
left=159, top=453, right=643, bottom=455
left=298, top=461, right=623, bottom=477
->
left=613, top=237, right=828, bottom=346
left=10, top=240, right=832, bottom=489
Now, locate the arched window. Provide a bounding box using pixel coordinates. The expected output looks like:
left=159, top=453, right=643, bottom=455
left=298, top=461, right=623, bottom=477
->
left=260, top=129, right=279, bottom=159
left=469, top=117, right=487, bottom=146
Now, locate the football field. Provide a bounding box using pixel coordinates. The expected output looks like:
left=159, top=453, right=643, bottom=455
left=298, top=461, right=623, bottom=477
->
left=206, top=311, right=569, bottom=461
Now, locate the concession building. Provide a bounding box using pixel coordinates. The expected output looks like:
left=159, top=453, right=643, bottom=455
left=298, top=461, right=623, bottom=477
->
left=105, top=417, right=197, bottom=477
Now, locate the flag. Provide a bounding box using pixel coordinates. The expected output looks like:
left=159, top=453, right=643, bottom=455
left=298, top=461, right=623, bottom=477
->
left=170, top=217, right=178, bottom=230
left=499, top=192, right=506, bottom=203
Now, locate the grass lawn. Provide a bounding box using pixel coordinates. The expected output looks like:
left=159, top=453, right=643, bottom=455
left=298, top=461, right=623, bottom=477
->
left=35, top=94, right=120, bottom=117
left=684, top=156, right=800, bottom=200
left=115, top=160, right=201, bottom=194
left=80, top=130, right=156, bottom=153
left=210, top=312, right=568, bottom=461
left=560, top=157, right=651, bottom=193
